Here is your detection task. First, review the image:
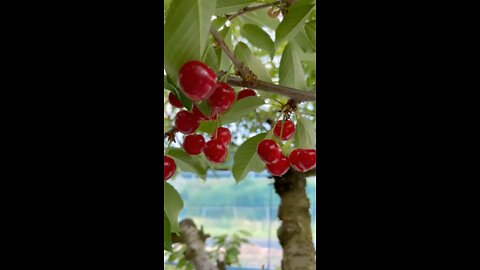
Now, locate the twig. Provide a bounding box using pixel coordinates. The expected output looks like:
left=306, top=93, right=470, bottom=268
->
left=227, top=76, right=316, bottom=102
left=209, top=27, right=252, bottom=80
left=164, top=127, right=176, bottom=140
left=209, top=27, right=316, bottom=102
left=225, top=1, right=281, bottom=21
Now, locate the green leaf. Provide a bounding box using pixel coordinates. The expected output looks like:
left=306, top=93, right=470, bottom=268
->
left=215, top=0, right=258, bottom=16
left=197, top=101, right=212, bottom=118
left=178, top=257, right=187, bottom=268
left=197, top=120, right=217, bottom=134
left=165, top=75, right=193, bottom=110
left=216, top=27, right=233, bottom=72
left=164, top=213, right=173, bottom=251
left=164, top=0, right=218, bottom=81
left=305, top=20, right=316, bottom=48
left=211, top=16, right=227, bottom=30
left=164, top=182, right=184, bottom=234
left=166, top=148, right=207, bottom=179
left=203, top=45, right=219, bottom=71
left=240, top=24, right=274, bottom=56
left=232, top=133, right=267, bottom=182
left=221, top=96, right=265, bottom=124
left=239, top=9, right=280, bottom=30
left=279, top=43, right=307, bottom=90
left=294, top=29, right=315, bottom=53
left=294, top=117, right=316, bottom=149
left=234, top=42, right=271, bottom=82
left=197, top=96, right=265, bottom=134
left=274, top=3, right=315, bottom=48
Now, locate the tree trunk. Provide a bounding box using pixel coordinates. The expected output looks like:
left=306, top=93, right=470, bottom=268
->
left=174, top=218, right=219, bottom=270
left=274, top=169, right=316, bottom=269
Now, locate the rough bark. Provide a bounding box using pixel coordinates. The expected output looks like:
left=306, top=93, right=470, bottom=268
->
left=274, top=169, right=316, bottom=269
left=173, top=219, right=219, bottom=270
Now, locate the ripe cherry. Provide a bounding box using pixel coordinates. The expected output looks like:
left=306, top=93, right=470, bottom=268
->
left=204, top=139, right=228, bottom=163
left=289, top=149, right=316, bottom=172
left=183, top=134, right=205, bottom=155
left=211, top=127, right=231, bottom=145
left=257, top=139, right=282, bottom=164
left=274, top=120, right=296, bottom=140
left=175, top=110, right=199, bottom=134
left=208, top=82, right=235, bottom=112
left=168, top=92, right=183, bottom=108
left=266, top=155, right=290, bottom=176
left=237, top=89, right=256, bottom=100
left=178, top=61, right=217, bottom=101
left=192, top=105, right=208, bottom=121
left=164, top=156, right=176, bottom=181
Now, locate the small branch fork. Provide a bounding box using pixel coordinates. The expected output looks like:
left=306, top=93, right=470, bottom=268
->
left=209, top=27, right=316, bottom=103
left=225, top=1, right=281, bottom=21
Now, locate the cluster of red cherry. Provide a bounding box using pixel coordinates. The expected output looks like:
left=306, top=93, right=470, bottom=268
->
left=257, top=117, right=316, bottom=177
left=164, top=61, right=256, bottom=181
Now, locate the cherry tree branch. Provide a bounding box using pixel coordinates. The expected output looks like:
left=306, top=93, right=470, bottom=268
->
left=225, top=1, right=281, bottom=21
left=209, top=27, right=316, bottom=102
left=209, top=27, right=251, bottom=80
left=227, top=76, right=316, bottom=102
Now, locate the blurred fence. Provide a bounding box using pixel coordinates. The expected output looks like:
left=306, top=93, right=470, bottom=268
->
left=166, top=171, right=316, bottom=269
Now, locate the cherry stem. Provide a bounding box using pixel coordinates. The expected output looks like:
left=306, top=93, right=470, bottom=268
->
left=166, top=139, right=173, bottom=153
left=279, top=113, right=286, bottom=141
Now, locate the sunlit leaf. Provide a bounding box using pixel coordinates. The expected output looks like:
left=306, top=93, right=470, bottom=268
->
left=164, top=182, right=184, bottom=234
left=279, top=43, right=307, bottom=90
left=232, top=133, right=267, bottom=182
left=164, top=0, right=217, bottom=81
left=274, top=2, right=315, bottom=47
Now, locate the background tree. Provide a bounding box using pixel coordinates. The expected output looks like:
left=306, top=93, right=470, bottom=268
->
left=164, top=0, right=316, bottom=269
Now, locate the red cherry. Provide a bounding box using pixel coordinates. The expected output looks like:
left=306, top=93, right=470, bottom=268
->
left=183, top=134, right=205, bottom=155
left=174, top=110, right=199, bottom=134
left=204, top=139, right=228, bottom=163
left=257, top=139, right=282, bottom=164
left=192, top=105, right=208, bottom=121
left=289, top=149, right=316, bottom=172
left=266, top=155, right=290, bottom=176
left=274, top=120, right=296, bottom=140
left=178, top=61, right=217, bottom=101
left=164, top=156, right=176, bottom=181
left=208, top=82, right=235, bottom=112
left=237, top=89, right=257, bottom=100
left=211, top=127, right=231, bottom=145
left=168, top=92, right=183, bottom=108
